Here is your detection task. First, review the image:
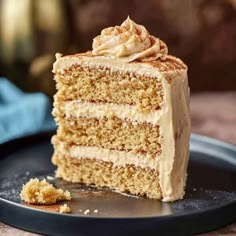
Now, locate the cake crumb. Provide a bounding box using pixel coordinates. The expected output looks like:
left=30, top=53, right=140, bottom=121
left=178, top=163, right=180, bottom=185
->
left=20, top=178, right=71, bottom=204
left=84, top=209, right=90, bottom=215
left=59, top=204, right=71, bottom=214
left=94, top=209, right=98, bottom=213
left=46, top=176, right=54, bottom=180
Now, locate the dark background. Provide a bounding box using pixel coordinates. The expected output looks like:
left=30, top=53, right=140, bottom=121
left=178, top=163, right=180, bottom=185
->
left=0, top=0, right=236, bottom=97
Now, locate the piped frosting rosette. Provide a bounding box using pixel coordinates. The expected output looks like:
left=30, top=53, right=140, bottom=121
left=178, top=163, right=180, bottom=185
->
left=92, top=17, right=168, bottom=62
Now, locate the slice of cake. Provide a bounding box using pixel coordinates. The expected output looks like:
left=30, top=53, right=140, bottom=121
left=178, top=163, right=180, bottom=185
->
left=52, top=17, right=190, bottom=202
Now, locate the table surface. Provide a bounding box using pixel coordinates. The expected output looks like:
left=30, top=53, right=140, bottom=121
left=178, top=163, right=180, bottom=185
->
left=1, top=92, right=236, bottom=236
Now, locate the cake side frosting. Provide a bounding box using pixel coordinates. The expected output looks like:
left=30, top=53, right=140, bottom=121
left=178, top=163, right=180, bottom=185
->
left=157, top=71, right=190, bottom=201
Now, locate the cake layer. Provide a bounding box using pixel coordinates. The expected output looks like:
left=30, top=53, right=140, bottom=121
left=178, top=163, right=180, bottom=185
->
left=54, top=64, right=163, bottom=112
left=52, top=154, right=162, bottom=199
left=56, top=115, right=161, bottom=155
left=52, top=136, right=159, bottom=170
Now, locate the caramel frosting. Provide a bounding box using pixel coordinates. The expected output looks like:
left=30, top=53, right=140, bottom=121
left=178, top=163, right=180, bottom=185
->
left=92, top=17, right=168, bottom=62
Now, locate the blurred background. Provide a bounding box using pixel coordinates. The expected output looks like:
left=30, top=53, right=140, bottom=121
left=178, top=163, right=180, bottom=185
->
left=0, top=0, right=236, bottom=143
left=1, top=0, right=236, bottom=96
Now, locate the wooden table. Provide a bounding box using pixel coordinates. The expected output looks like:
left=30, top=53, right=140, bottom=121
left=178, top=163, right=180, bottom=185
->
left=1, top=92, right=236, bottom=236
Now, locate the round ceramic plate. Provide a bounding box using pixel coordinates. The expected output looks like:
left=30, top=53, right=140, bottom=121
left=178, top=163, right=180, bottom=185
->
left=0, top=132, right=236, bottom=236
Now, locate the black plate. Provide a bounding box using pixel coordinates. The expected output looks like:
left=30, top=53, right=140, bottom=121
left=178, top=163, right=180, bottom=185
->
left=0, top=132, right=236, bottom=236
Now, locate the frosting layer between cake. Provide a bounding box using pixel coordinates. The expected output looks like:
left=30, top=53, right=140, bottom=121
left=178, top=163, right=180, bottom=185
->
left=53, top=101, right=162, bottom=125
left=52, top=137, right=160, bottom=170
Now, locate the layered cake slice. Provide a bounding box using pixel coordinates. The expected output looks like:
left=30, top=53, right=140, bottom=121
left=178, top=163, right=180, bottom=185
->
left=52, top=17, right=190, bottom=202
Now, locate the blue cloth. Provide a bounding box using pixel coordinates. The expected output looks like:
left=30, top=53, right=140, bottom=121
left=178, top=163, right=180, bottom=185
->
left=0, top=78, right=56, bottom=144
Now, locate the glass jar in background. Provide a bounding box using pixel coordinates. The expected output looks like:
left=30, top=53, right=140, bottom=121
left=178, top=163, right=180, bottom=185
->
left=0, top=0, right=75, bottom=97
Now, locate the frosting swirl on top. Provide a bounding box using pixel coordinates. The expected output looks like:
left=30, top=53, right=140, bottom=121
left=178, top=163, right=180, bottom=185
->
left=92, top=17, right=168, bottom=62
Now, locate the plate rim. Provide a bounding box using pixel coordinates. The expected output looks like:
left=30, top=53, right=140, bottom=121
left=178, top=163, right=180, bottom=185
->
left=0, top=131, right=236, bottom=220
left=1, top=132, right=236, bottom=235
left=0, top=191, right=236, bottom=220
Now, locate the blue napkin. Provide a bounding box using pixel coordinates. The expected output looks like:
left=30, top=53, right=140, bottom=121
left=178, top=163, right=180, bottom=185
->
left=0, top=78, right=56, bottom=144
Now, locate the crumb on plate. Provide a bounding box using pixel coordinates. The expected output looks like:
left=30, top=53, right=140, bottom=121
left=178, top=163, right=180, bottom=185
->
left=20, top=178, right=71, bottom=204
left=59, top=204, right=71, bottom=213
left=46, top=176, right=54, bottom=180
left=84, top=209, right=90, bottom=215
